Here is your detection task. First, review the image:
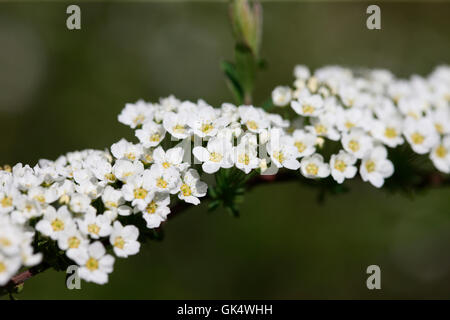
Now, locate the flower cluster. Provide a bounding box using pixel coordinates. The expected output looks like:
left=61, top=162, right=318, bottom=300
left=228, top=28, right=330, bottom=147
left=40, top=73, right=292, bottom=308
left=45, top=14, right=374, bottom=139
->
left=1, top=64, right=448, bottom=288
left=272, top=65, right=450, bottom=185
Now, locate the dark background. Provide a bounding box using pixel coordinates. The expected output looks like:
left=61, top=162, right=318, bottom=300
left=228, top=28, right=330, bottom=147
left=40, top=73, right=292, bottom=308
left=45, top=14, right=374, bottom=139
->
left=1, top=1, right=450, bottom=299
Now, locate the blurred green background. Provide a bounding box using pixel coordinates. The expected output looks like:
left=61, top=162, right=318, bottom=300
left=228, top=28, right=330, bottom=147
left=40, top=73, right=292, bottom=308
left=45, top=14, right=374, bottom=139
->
left=1, top=1, right=450, bottom=299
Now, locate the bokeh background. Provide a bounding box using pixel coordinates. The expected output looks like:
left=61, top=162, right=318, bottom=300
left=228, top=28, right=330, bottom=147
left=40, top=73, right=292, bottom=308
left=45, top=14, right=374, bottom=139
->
left=1, top=0, right=450, bottom=299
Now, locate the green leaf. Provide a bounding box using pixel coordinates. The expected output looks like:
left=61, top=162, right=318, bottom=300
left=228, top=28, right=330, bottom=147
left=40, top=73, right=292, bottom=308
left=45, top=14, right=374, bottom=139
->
left=221, top=60, right=244, bottom=104
left=235, top=43, right=257, bottom=103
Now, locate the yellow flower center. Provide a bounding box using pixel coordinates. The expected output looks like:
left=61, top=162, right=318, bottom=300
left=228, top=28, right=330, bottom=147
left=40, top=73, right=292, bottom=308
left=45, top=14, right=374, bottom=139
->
left=0, top=262, right=6, bottom=273
left=238, top=154, right=250, bottom=165
left=315, top=124, right=327, bottom=135
left=34, top=195, right=45, bottom=203
left=435, top=123, right=444, bottom=134
left=105, top=201, right=118, bottom=208
left=180, top=183, right=192, bottom=197
left=156, top=177, right=168, bottom=189
left=334, top=160, right=347, bottom=172
left=201, top=123, right=214, bottom=134
left=150, top=133, right=161, bottom=142
left=104, top=173, right=116, bottom=182
left=68, top=236, right=80, bottom=249
left=273, top=151, right=285, bottom=164
left=173, top=124, right=185, bottom=134
left=114, top=236, right=125, bottom=249
left=88, top=224, right=100, bottom=235
left=126, top=153, right=136, bottom=161
left=302, top=104, right=315, bottom=115
left=365, top=160, right=376, bottom=173
left=144, top=154, right=153, bottom=164
left=146, top=201, right=157, bottom=214
left=294, top=141, right=306, bottom=153
left=85, top=257, right=99, bottom=271
left=59, top=194, right=70, bottom=205
left=0, top=196, right=12, bottom=208
left=411, top=132, right=425, bottom=145
left=209, top=152, right=223, bottom=163
left=133, top=114, right=145, bottom=125
left=435, top=145, right=447, bottom=158
left=0, top=237, right=12, bottom=247
left=134, top=188, right=148, bottom=199
left=51, top=218, right=65, bottom=232
left=348, top=140, right=360, bottom=152
left=345, top=121, right=355, bottom=129
left=246, top=121, right=259, bottom=131
left=306, top=163, right=319, bottom=176
left=162, top=162, right=171, bottom=168
left=384, top=127, right=397, bottom=139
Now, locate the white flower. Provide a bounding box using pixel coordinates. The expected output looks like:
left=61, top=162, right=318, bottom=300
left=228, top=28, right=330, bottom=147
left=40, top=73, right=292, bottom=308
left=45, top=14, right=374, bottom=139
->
left=69, top=193, right=92, bottom=213
left=187, top=105, right=229, bottom=138
left=57, top=225, right=89, bottom=252
left=163, top=111, right=191, bottom=139
left=101, top=186, right=131, bottom=216
left=77, top=209, right=112, bottom=239
left=0, top=253, right=21, bottom=286
left=178, top=169, right=208, bottom=205
left=336, top=108, right=367, bottom=132
left=118, top=100, right=153, bottom=128
left=300, top=154, right=330, bottom=179
left=67, top=241, right=114, bottom=285
left=430, top=107, right=450, bottom=135
left=121, top=175, right=154, bottom=211
left=266, top=129, right=300, bottom=170
left=360, top=146, right=394, bottom=188
left=293, top=65, right=310, bottom=80
left=112, top=160, right=144, bottom=182
left=238, top=106, right=270, bottom=133
left=341, top=128, right=373, bottom=159
left=135, top=122, right=166, bottom=148
left=0, top=224, right=22, bottom=256
left=142, top=164, right=181, bottom=194
left=272, top=86, right=292, bottom=107
left=193, top=137, right=234, bottom=174
left=152, top=146, right=188, bottom=171
left=430, top=135, right=450, bottom=173
left=35, top=206, right=75, bottom=240
left=307, top=115, right=340, bottom=141
left=141, top=193, right=171, bottom=229
left=0, top=186, right=20, bottom=214
left=403, top=118, right=439, bottom=154
left=28, top=186, right=59, bottom=206
left=111, top=139, right=143, bottom=161
left=370, top=117, right=404, bottom=148
left=291, top=129, right=317, bottom=158
left=10, top=197, right=42, bottom=224
left=109, top=221, right=140, bottom=258
left=329, top=150, right=357, bottom=184
left=291, top=91, right=324, bottom=117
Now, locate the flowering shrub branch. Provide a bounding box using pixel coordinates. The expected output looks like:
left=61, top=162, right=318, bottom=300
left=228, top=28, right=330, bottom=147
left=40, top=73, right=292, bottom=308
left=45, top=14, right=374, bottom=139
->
left=1, top=0, right=449, bottom=298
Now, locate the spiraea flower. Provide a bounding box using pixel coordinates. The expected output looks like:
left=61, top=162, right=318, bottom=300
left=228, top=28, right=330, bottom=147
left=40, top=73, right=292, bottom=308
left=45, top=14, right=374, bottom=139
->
left=193, top=137, right=234, bottom=174
left=329, top=150, right=357, bottom=184
left=178, top=169, right=208, bottom=205
left=272, top=86, right=292, bottom=107
left=67, top=241, right=114, bottom=285
left=360, top=146, right=394, bottom=188
left=109, top=221, right=140, bottom=258
left=300, top=154, right=330, bottom=179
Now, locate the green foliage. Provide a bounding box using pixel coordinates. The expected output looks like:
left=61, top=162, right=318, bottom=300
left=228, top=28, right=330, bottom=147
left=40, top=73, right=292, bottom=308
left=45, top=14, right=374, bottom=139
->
left=208, top=168, right=255, bottom=217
